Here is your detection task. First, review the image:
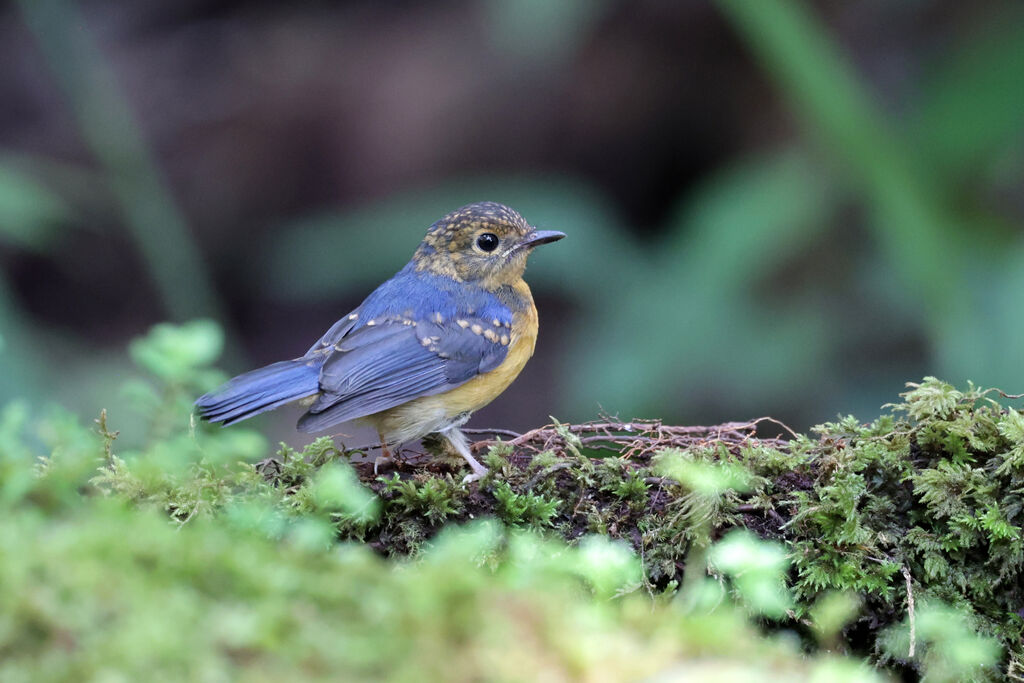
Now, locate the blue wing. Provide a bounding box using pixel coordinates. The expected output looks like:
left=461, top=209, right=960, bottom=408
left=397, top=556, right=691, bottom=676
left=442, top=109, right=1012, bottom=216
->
left=295, top=268, right=512, bottom=433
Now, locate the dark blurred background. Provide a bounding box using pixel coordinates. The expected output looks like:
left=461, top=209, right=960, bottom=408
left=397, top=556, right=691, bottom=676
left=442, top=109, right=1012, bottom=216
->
left=1, top=0, right=1023, bottom=445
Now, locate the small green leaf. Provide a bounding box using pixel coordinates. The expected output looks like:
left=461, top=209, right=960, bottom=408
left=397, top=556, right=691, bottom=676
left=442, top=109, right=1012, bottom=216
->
left=657, top=453, right=753, bottom=495
left=810, top=592, right=861, bottom=644
left=573, top=535, right=642, bottom=597
left=708, top=530, right=792, bottom=618
left=310, top=462, right=380, bottom=523
left=129, top=320, right=224, bottom=380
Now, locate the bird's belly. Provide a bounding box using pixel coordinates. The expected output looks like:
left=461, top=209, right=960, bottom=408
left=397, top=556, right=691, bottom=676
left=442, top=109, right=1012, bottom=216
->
left=364, top=313, right=537, bottom=444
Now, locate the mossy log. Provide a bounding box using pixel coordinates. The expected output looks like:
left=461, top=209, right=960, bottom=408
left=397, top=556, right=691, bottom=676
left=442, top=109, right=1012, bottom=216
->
left=255, top=378, right=1024, bottom=678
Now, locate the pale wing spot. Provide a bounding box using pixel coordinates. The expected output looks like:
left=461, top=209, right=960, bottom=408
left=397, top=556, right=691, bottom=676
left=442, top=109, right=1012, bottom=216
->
left=457, top=319, right=470, bottom=329
left=432, top=312, right=444, bottom=324
left=348, top=313, right=358, bottom=320
left=492, top=318, right=501, bottom=327
left=484, top=329, right=499, bottom=342
left=470, top=324, right=483, bottom=335
left=366, top=320, right=376, bottom=326
left=500, top=334, right=509, bottom=345
left=420, top=336, right=432, bottom=347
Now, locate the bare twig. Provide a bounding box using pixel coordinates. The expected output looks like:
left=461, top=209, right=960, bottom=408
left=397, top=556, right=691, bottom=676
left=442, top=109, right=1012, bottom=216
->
left=749, top=416, right=800, bottom=440
left=256, top=418, right=795, bottom=483
left=902, top=565, right=916, bottom=658
left=94, top=409, right=120, bottom=468
left=524, top=462, right=573, bottom=490
left=462, top=427, right=523, bottom=440
left=463, top=418, right=791, bottom=462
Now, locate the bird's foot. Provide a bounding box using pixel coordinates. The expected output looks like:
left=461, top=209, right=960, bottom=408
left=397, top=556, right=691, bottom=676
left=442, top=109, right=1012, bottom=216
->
left=440, top=426, right=489, bottom=485
left=460, top=459, right=489, bottom=485
left=373, top=444, right=398, bottom=474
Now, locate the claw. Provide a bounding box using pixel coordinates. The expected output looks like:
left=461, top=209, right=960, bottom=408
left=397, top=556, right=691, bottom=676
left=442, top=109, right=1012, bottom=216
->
left=441, top=426, right=489, bottom=484
left=373, top=453, right=393, bottom=475
left=373, top=440, right=396, bottom=474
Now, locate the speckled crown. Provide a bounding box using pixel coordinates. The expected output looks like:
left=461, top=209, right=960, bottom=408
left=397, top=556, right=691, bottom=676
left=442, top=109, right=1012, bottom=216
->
left=426, top=202, right=529, bottom=238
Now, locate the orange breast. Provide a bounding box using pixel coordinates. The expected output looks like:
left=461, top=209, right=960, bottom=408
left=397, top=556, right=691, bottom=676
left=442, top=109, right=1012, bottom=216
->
left=432, top=304, right=538, bottom=416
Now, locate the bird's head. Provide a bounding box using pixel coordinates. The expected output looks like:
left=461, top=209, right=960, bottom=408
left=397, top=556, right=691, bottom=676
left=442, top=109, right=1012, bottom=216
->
left=413, top=202, right=564, bottom=287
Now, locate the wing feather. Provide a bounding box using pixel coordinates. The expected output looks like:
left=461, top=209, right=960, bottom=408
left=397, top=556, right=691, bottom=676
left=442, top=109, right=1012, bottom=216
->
left=295, top=313, right=509, bottom=433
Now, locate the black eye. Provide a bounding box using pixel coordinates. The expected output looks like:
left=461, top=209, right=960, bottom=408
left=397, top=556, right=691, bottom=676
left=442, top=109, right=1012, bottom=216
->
left=476, top=233, right=500, bottom=252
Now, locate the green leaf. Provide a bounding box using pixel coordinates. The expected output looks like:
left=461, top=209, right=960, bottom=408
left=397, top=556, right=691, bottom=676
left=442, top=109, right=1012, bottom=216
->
left=810, top=592, right=861, bottom=644
left=572, top=535, right=642, bottom=597
left=883, top=604, right=1002, bottom=681
left=657, top=453, right=753, bottom=495
left=129, top=320, right=224, bottom=381
left=310, top=462, right=381, bottom=524
left=708, top=530, right=792, bottom=618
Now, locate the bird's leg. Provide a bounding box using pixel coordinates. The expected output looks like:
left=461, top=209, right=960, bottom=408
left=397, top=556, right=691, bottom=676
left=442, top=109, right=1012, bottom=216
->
left=440, top=426, right=489, bottom=484
left=373, top=432, right=396, bottom=474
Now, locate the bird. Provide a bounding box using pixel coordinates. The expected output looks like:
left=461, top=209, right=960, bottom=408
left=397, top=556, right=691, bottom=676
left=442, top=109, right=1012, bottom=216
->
left=195, top=202, right=564, bottom=482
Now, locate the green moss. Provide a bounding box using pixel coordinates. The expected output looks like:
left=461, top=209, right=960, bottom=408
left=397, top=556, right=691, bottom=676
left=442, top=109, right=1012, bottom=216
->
left=83, top=372, right=1024, bottom=679
left=491, top=480, right=559, bottom=528
left=4, top=324, right=1021, bottom=681
left=380, top=473, right=464, bottom=525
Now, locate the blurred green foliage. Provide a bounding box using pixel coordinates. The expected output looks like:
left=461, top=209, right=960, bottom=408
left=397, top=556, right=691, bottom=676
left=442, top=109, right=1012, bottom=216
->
left=14, top=0, right=225, bottom=323
left=0, top=325, right=902, bottom=682
left=1, top=0, right=1022, bottom=427
left=883, top=604, right=1005, bottom=683
left=0, top=160, right=69, bottom=253
left=1, top=320, right=1016, bottom=680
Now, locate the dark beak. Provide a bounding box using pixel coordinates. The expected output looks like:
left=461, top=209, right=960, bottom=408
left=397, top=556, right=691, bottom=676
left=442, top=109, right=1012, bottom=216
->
left=520, top=229, right=566, bottom=249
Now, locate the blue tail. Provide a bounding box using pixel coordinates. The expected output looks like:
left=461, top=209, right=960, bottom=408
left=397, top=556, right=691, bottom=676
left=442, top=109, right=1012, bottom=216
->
left=195, top=359, right=320, bottom=425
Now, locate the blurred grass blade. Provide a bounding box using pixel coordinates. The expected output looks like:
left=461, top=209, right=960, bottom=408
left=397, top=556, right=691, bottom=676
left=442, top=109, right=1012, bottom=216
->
left=0, top=277, right=44, bottom=402
left=567, top=150, right=834, bottom=418
left=912, top=12, right=1024, bottom=180
left=16, top=0, right=223, bottom=322
left=664, top=148, right=833, bottom=291
left=714, top=0, right=966, bottom=319
left=0, top=160, right=69, bottom=252
left=715, top=0, right=1024, bottom=392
